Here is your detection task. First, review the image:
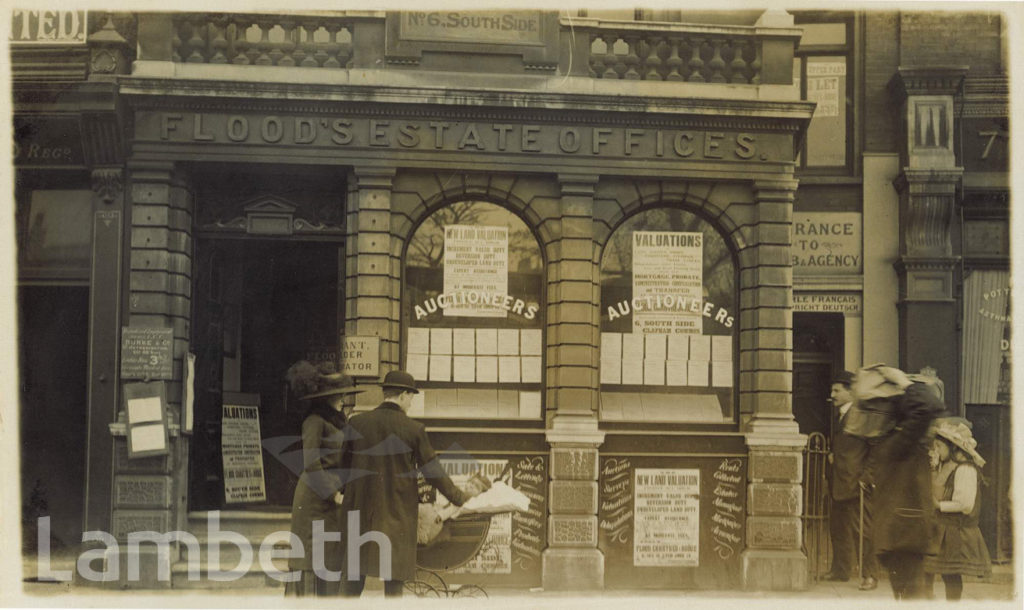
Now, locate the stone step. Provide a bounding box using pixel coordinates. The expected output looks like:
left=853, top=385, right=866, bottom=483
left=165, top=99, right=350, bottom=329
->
left=186, top=510, right=291, bottom=542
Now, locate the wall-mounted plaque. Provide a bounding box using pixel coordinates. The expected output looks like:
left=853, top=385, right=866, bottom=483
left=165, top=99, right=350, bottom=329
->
left=341, top=335, right=380, bottom=377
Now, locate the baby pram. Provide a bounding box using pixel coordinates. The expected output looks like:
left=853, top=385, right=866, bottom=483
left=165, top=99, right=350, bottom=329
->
left=405, top=513, right=494, bottom=598
left=406, top=472, right=530, bottom=598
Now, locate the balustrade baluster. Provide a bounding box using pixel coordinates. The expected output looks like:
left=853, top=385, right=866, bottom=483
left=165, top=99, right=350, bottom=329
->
left=183, top=16, right=207, bottom=63
left=230, top=17, right=252, bottom=65
left=171, top=17, right=183, bottom=62
left=664, top=37, right=683, bottom=81
left=323, top=23, right=343, bottom=68
left=335, top=25, right=353, bottom=68
left=687, top=37, right=706, bottom=82
left=208, top=15, right=229, bottom=64
left=622, top=35, right=641, bottom=79
left=727, top=39, right=746, bottom=83
left=708, top=38, right=727, bottom=83
left=601, top=36, right=619, bottom=79
left=589, top=35, right=606, bottom=78
left=254, top=17, right=273, bottom=65
left=295, top=21, right=317, bottom=67
left=749, top=38, right=762, bottom=85
left=276, top=18, right=297, bottom=66
left=643, top=37, right=664, bottom=81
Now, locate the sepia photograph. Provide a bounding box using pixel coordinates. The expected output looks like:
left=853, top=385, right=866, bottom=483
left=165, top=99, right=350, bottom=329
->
left=2, top=1, right=1021, bottom=607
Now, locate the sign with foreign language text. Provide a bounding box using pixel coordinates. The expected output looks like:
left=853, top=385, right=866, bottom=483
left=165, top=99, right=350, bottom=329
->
left=793, top=293, right=862, bottom=314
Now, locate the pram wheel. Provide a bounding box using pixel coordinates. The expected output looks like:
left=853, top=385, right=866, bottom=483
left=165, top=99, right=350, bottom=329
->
left=452, top=584, right=488, bottom=598
left=404, top=581, right=441, bottom=598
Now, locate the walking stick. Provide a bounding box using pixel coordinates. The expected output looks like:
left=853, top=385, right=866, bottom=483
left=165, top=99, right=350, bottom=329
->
left=858, top=481, right=864, bottom=578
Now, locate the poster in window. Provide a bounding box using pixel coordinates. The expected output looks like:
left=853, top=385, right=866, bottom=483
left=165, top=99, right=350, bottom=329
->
left=633, top=468, right=700, bottom=566
left=221, top=403, right=267, bottom=504
left=443, top=225, right=508, bottom=318
left=806, top=61, right=845, bottom=118
left=631, top=231, right=703, bottom=335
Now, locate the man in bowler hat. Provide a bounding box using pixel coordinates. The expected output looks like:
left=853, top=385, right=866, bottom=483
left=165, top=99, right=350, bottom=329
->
left=339, top=370, right=478, bottom=597
left=825, top=370, right=879, bottom=590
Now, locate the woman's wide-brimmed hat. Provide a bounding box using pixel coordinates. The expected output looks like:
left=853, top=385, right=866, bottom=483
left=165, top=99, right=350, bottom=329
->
left=301, top=372, right=365, bottom=400
left=934, top=419, right=985, bottom=468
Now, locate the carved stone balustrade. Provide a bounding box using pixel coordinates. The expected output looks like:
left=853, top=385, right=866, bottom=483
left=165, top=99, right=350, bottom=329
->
left=170, top=13, right=355, bottom=68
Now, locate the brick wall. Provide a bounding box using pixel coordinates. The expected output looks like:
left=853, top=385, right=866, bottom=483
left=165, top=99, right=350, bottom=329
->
left=863, top=12, right=900, bottom=153
left=900, top=12, right=1004, bottom=75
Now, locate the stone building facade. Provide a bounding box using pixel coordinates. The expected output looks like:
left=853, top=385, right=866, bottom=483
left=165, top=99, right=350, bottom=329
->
left=13, top=8, right=1011, bottom=591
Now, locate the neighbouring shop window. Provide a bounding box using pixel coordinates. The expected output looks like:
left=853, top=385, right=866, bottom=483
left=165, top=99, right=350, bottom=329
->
left=599, top=208, right=737, bottom=423
left=962, top=269, right=1011, bottom=405
left=793, top=17, right=853, bottom=170
left=18, top=189, right=93, bottom=278
left=404, top=201, right=544, bottom=420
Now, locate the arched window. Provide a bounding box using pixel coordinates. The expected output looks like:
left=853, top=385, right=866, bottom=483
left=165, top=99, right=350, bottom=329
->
left=599, top=207, right=738, bottom=423
left=403, top=201, right=544, bottom=420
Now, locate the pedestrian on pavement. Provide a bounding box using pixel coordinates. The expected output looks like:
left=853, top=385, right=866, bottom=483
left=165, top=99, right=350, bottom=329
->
left=845, top=364, right=945, bottom=600
left=285, top=367, right=364, bottom=597
left=823, top=370, right=879, bottom=590
left=339, top=370, right=480, bottom=598
left=923, top=419, right=992, bottom=600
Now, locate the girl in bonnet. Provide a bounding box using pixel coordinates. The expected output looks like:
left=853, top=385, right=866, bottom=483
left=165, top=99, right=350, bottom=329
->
left=923, top=419, right=992, bottom=600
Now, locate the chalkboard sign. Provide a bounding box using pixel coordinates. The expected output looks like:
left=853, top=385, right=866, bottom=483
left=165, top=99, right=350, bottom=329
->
left=121, top=327, right=174, bottom=380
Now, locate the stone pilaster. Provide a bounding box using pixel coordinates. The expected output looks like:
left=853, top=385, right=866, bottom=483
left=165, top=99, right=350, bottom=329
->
left=346, top=168, right=399, bottom=395
left=740, top=178, right=806, bottom=590
left=542, top=416, right=605, bottom=590
left=541, top=175, right=605, bottom=590
left=104, top=161, right=194, bottom=588
left=890, top=67, right=965, bottom=402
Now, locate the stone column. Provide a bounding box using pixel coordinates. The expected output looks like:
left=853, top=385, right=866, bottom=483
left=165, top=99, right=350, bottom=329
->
left=345, top=168, right=399, bottom=397
left=541, top=174, right=605, bottom=590
left=890, top=67, right=966, bottom=403
left=105, top=161, right=194, bottom=588
left=740, top=178, right=807, bottom=590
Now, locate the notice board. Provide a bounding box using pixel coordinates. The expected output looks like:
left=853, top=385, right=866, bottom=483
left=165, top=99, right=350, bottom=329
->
left=221, top=393, right=266, bottom=504
left=121, top=327, right=174, bottom=380
left=598, top=454, right=746, bottom=589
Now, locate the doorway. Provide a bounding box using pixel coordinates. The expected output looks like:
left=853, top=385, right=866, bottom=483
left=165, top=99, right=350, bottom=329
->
left=18, top=285, right=89, bottom=551
left=189, top=238, right=342, bottom=510
left=792, top=312, right=845, bottom=438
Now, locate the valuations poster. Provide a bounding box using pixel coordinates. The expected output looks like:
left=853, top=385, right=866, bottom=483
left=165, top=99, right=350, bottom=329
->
left=631, top=231, right=703, bottom=334
left=221, top=404, right=267, bottom=504
left=633, top=468, right=700, bottom=566
left=443, top=225, right=509, bottom=317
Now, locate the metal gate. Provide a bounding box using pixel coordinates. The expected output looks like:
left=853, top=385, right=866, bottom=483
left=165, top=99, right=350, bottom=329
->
left=802, top=431, right=831, bottom=581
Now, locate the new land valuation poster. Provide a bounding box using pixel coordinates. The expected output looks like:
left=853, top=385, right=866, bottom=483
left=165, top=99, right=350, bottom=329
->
left=443, top=225, right=508, bottom=317
left=221, top=404, right=267, bottom=504
left=633, top=468, right=701, bottom=566
left=631, top=231, right=703, bottom=334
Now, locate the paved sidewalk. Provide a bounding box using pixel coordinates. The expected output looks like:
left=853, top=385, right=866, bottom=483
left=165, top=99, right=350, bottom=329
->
left=15, top=554, right=1019, bottom=607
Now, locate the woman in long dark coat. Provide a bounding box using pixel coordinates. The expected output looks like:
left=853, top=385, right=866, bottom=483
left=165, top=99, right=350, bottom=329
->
left=284, top=370, right=363, bottom=597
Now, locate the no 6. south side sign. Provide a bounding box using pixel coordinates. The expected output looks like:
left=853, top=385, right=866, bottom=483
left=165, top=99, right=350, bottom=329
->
left=134, top=112, right=792, bottom=163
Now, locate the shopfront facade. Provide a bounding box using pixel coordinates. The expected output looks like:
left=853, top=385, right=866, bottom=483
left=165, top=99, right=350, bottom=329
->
left=13, top=8, right=1011, bottom=591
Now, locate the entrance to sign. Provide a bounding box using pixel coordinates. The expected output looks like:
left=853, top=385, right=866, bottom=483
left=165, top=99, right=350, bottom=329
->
left=189, top=238, right=341, bottom=510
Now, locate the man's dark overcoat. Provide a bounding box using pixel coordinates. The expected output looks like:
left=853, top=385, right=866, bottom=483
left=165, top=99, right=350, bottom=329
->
left=339, top=402, right=467, bottom=582
left=869, top=383, right=945, bottom=555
